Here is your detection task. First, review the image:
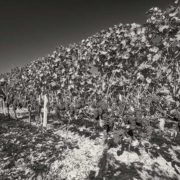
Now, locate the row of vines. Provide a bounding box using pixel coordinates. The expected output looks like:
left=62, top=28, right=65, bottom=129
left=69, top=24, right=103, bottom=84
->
left=0, top=1, right=180, bottom=143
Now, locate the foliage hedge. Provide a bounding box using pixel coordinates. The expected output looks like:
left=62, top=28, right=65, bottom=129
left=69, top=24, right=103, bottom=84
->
left=0, top=1, right=180, bottom=135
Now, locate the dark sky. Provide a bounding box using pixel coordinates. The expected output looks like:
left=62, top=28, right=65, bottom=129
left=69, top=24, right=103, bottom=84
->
left=0, top=0, right=173, bottom=73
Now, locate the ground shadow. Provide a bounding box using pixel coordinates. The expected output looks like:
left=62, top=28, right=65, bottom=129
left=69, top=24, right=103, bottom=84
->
left=0, top=113, right=75, bottom=179
left=88, top=129, right=180, bottom=180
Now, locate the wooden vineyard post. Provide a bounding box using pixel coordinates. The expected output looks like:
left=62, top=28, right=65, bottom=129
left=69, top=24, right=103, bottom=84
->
left=29, top=110, right=31, bottom=124
left=0, top=99, right=4, bottom=114
left=27, top=103, right=32, bottom=124
left=0, top=100, right=3, bottom=113
left=7, top=105, right=10, bottom=119
left=38, top=94, right=43, bottom=125
left=4, top=83, right=8, bottom=117
left=2, top=99, right=7, bottom=116
left=43, top=94, right=48, bottom=128
left=0, top=80, right=7, bottom=116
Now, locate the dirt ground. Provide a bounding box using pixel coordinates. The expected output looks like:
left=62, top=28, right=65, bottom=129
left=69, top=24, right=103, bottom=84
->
left=0, top=109, right=180, bottom=180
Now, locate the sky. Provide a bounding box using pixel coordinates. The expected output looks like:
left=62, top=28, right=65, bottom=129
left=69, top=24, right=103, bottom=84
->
left=0, top=0, right=174, bottom=73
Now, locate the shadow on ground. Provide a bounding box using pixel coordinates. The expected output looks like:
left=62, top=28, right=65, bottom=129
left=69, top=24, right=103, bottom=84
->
left=0, top=113, right=75, bottom=180
left=88, top=130, right=180, bottom=180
